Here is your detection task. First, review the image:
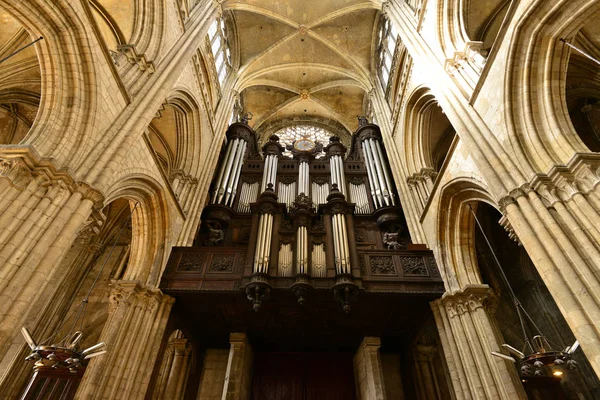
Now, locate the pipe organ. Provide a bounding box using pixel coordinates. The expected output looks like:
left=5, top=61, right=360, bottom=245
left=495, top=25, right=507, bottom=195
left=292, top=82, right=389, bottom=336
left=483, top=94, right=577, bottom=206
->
left=162, top=119, right=443, bottom=314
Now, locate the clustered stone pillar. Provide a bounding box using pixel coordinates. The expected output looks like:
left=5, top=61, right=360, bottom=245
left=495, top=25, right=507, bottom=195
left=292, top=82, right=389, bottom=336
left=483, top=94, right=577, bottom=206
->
left=431, top=284, right=526, bottom=400
left=0, top=155, right=103, bottom=383
left=76, top=280, right=175, bottom=399
left=354, top=337, right=387, bottom=400
left=151, top=330, right=192, bottom=400
left=222, top=333, right=253, bottom=400
left=412, top=345, right=442, bottom=400
left=500, top=180, right=600, bottom=376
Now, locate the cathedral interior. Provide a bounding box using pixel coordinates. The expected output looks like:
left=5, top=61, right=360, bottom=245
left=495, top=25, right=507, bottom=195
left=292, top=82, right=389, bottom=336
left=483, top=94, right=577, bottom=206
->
left=1, top=0, right=600, bottom=399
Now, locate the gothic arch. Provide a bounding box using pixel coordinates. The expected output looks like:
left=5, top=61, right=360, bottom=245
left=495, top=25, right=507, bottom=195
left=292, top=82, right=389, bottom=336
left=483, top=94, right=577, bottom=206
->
left=0, top=12, right=41, bottom=146
left=104, top=175, right=171, bottom=286
left=436, top=177, right=495, bottom=291
left=504, top=0, right=600, bottom=172
left=149, top=89, right=204, bottom=181
left=437, top=0, right=511, bottom=57
left=402, top=86, right=456, bottom=177
left=0, top=0, right=114, bottom=170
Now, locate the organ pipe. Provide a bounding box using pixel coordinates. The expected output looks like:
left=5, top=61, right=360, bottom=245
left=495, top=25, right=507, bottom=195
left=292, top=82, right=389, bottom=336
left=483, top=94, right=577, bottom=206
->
left=311, top=244, right=326, bottom=277
left=329, top=155, right=347, bottom=197
left=278, top=244, right=292, bottom=277
left=261, top=155, right=278, bottom=193
left=212, top=137, right=250, bottom=206
left=373, top=140, right=396, bottom=206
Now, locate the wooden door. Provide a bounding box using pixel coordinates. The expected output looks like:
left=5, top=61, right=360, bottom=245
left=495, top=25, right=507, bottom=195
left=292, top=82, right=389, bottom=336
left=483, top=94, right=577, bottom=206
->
left=251, top=353, right=356, bottom=400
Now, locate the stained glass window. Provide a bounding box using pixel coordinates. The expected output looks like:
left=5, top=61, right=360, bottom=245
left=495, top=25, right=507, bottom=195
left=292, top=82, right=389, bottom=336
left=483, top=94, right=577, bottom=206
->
left=273, top=125, right=333, bottom=159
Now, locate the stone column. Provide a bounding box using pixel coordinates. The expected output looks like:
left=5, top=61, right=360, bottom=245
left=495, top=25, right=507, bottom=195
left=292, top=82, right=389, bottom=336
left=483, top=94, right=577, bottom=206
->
left=500, top=177, right=600, bottom=376
left=222, top=333, right=253, bottom=400
left=353, top=337, right=387, bottom=400
left=431, top=284, right=526, bottom=400
left=412, top=345, right=442, bottom=400
left=76, top=280, right=175, bottom=399
left=164, top=337, right=192, bottom=399
left=0, top=153, right=103, bottom=384
left=152, top=332, right=192, bottom=400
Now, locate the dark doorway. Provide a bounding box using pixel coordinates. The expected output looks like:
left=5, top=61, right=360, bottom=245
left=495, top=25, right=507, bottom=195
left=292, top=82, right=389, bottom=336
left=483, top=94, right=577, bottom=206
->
left=251, top=352, right=356, bottom=400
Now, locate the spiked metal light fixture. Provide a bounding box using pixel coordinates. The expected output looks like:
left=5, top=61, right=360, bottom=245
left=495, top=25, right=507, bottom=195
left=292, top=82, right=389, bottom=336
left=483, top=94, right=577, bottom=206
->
left=469, top=204, right=579, bottom=380
left=20, top=202, right=138, bottom=398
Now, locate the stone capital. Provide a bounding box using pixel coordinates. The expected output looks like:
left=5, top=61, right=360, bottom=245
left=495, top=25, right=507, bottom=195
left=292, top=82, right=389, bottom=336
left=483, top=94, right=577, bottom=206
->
left=108, top=280, right=175, bottom=312
left=440, top=284, right=498, bottom=317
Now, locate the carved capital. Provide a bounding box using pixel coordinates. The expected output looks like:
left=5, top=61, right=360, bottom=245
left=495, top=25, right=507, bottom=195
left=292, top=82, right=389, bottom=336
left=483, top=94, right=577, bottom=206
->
left=0, top=158, right=33, bottom=189
left=108, top=280, right=175, bottom=313
left=72, top=181, right=105, bottom=209
left=441, top=284, right=498, bottom=318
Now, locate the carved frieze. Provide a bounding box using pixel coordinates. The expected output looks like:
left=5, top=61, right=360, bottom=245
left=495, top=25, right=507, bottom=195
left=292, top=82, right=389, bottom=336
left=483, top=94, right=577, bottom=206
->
left=370, top=256, right=396, bottom=275
left=400, top=256, right=428, bottom=276
left=209, top=254, right=235, bottom=273
left=179, top=253, right=206, bottom=271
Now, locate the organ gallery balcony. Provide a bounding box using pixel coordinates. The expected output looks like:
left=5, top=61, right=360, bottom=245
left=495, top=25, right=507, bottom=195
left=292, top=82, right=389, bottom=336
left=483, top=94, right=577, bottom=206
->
left=159, top=119, right=444, bottom=350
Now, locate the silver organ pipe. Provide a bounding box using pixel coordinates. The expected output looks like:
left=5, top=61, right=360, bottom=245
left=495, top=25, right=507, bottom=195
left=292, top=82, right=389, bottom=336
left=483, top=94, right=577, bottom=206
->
left=254, top=213, right=274, bottom=274
left=369, top=138, right=390, bottom=206
left=311, top=244, right=326, bottom=277
left=362, top=139, right=384, bottom=207
left=349, top=183, right=370, bottom=214
left=373, top=140, right=396, bottom=206
left=225, top=141, right=247, bottom=206
left=212, top=138, right=238, bottom=204
left=330, top=213, right=351, bottom=275
left=278, top=243, right=292, bottom=277
left=311, top=182, right=329, bottom=211
left=296, top=226, right=308, bottom=274
left=237, top=181, right=259, bottom=213
left=278, top=182, right=296, bottom=211
left=261, top=154, right=278, bottom=193
left=298, top=161, right=310, bottom=195
left=329, top=155, right=347, bottom=197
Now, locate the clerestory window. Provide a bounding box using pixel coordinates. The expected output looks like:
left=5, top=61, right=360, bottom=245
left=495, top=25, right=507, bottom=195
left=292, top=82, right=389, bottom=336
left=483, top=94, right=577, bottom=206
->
left=208, top=18, right=231, bottom=87
left=377, top=18, right=399, bottom=90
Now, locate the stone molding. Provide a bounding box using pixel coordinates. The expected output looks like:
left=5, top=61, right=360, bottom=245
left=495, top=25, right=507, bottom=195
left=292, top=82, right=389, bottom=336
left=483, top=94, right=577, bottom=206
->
left=108, top=280, right=175, bottom=313
left=116, top=44, right=156, bottom=73
left=497, top=153, right=600, bottom=211
left=440, top=284, right=498, bottom=318
left=0, top=147, right=105, bottom=209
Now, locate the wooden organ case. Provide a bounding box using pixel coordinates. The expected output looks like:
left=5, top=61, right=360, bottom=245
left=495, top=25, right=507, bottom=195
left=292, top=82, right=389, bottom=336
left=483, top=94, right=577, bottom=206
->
left=160, top=120, right=444, bottom=351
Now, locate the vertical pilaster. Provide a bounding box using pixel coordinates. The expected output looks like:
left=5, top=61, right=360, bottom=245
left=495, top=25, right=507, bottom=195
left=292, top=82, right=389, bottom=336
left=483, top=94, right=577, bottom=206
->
left=354, top=337, right=387, bottom=400
left=152, top=331, right=192, bottom=400
left=222, top=333, right=253, bottom=400
left=431, top=285, right=526, bottom=400
left=76, top=280, right=174, bottom=399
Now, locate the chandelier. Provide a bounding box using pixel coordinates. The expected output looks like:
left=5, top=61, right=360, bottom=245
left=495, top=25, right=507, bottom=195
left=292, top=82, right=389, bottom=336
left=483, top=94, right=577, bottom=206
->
left=469, top=205, right=579, bottom=380
left=21, top=203, right=138, bottom=378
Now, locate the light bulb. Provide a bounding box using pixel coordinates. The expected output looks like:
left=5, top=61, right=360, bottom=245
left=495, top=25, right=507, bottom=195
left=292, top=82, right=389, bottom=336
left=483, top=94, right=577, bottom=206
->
left=552, top=370, right=563, bottom=377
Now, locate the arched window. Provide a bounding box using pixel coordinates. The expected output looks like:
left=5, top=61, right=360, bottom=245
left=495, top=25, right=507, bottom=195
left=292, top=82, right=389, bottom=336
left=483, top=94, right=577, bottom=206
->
left=272, top=125, right=333, bottom=159
left=377, top=18, right=399, bottom=90
left=208, top=17, right=232, bottom=86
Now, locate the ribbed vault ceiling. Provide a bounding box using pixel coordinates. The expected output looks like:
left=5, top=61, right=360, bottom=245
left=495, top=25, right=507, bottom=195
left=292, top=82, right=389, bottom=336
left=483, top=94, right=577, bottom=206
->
left=225, top=0, right=380, bottom=136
